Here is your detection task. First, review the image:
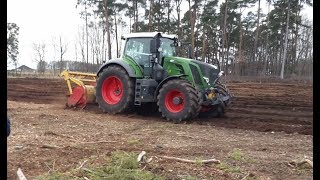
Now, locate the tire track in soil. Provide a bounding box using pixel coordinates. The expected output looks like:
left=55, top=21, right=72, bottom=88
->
left=7, top=78, right=67, bottom=104
left=7, top=78, right=313, bottom=135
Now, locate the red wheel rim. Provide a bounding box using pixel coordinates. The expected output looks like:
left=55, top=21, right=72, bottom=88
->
left=101, top=76, right=123, bottom=105
left=165, top=89, right=185, bottom=113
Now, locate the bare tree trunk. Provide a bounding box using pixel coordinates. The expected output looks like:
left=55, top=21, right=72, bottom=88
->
left=277, top=4, right=286, bottom=76
left=79, top=27, right=86, bottom=71
left=262, top=1, right=271, bottom=76
left=149, top=0, right=153, bottom=32
left=134, top=0, right=138, bottom=32
left=115, top=13, right=119, bottom=58
left=225, top=33, right=230, bottom=74
left=280, top=0, right=290, bottom=79
left=188, top=0, right=195, bottom=58
left=253, top=0, right=261, bottom=63
left=167, top=1, right=170, bottom=33
left=293, top=0, right=301, bottom=73
left=221, top=0, right=228, bottom=70
left=201, top=29, right=206, bottom=61
left=60, top=37, right=63, bottom=72
left=90, top=28, right=95, bottom=65
left=299, top=27, right=310, bottom=77
left=85, top=1, right=89, bottom=72
left=238, top=20, right=243, bottom=76
left=129, top=17, right=132, bottom=33
left=175, top=0, right=182, bottom=38
left=58, top=36, right=67, bottom=73
left=102, top=28, right=105, bottom=62
left=92, top=41, right=95, bottom=65
left=75, top=43, right=78, bottom=62
left=104, top=0, right=112, bottom=60
left=231, top=45, right=236, bottom=74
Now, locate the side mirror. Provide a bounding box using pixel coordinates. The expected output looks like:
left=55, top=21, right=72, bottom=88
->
left=172, top=37, right=181, bottom=47
left=150, top=39, right=157, bottom=53
left=150, top=39, right=161, bottom=53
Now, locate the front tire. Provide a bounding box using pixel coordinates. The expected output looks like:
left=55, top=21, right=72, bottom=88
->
left=157, top=79, right=201, bottom=123
left=214, top=83, right=231, bottom=106
left=96, top=65, right=134, bottom=114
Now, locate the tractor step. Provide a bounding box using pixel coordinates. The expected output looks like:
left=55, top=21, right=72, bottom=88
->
left=134, top=79, right=159, bottom=105
left=134, top=80, right=142, bottom=105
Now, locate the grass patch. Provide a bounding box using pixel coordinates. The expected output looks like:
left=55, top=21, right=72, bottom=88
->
left=85, top=151, right=163, bottom=179
left=110, top=151, right=139, bottom=169
left=229, top=148, right=244, bottom=161
left=36, top=172, right=77, bottom=180
left=229, top=148, right=256, bottom=163
left=127, top=139, right=142, bottom=145
left=216, top=162, right=241, bottom=173
left=245, top=176, right=258, bottom=180
left=181, top=175, right=197, bottom=180
left=195, top=157, right=204, bottom=166
left=36, top=151, right=163, bottom=180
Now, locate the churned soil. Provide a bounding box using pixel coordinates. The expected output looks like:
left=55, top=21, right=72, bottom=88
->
left=7, top=77, right=313, bottom=179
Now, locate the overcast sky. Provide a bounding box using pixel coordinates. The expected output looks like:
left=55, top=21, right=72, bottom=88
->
left=7, top=0, right=313, bottom=70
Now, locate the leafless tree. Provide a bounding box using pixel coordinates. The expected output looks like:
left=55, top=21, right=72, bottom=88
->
left=103, top=0, right=112, bottom=60
left=280, top=0, right=290, bottom=79
left=77, top=25, right=87, bottom=71
left=33, top=42, right=47, bottom=74
left=52, top=36, right=68, bottom=73
left=221, top=0, right=228, bottom=71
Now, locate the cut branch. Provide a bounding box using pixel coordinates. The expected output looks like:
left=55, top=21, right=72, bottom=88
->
left=77, top=160, right=88, bottom=170
left=17, top=168, right=27, bottom=180
left=160, top=155, right=220, bottom=164
left=41, top=144, right=60, bottom=149
left=77, top=140, right=117, bottom=144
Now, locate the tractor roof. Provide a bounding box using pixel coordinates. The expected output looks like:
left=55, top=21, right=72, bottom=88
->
left=121, top=32, right=177, bottom=40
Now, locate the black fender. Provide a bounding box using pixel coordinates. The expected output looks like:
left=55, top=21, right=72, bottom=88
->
left=96, top=59, right=137, bottom=77
left=154, top=75, right=187, bottom=99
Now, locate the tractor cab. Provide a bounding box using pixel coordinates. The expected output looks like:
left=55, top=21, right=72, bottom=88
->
left=120, top=32, right=179, bottom=78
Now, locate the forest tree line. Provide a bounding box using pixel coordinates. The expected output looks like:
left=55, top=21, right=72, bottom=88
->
left=7, top=0, right=313, bottom=78
left=75, top=0, right=313, bottom=78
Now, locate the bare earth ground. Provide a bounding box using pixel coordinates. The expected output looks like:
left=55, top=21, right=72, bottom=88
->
left=7, top=77, right=313, bottom=179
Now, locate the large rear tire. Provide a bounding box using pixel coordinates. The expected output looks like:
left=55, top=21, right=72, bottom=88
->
left=96, top=65, right=134, bottom=114
left=157, top=79, right=201, bottom=123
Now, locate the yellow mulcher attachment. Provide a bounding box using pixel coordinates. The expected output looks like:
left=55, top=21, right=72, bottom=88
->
left=60, top=70, right=97, bottom=108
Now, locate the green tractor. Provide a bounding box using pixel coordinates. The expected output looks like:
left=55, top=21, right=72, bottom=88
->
left=95, top=32, right=231, bottom=122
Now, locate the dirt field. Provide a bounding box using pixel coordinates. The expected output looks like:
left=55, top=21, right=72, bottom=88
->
left=7, top=77, right=313, bottom=179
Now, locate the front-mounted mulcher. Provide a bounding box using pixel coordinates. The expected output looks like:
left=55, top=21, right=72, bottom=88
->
left=60, top=32, right=232, bottom=123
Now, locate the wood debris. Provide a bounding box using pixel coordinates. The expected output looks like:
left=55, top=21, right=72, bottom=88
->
left=160, top=155, right=220, bottom=164
left=17, top=168, right=27, bottom=180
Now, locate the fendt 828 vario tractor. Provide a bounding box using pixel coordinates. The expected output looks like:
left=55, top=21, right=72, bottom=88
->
left=61, top=32, right=231, bottom=122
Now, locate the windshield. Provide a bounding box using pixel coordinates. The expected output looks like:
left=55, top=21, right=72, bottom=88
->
left=124, top=37, right=176, bottom=66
